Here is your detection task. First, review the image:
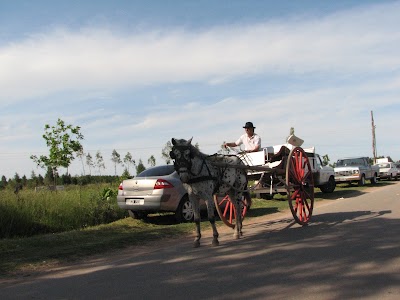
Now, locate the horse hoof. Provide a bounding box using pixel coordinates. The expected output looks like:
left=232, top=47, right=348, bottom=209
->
left=234, top=234, right=240, bottom=240
left=212, top=240, right=219, bottom=247
left=193, top=241, right=200, bottom=248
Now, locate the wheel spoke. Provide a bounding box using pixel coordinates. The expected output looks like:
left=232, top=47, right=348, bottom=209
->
left=286, top=147, right=314, bottom=225
left=214, top=194, right=249, bottom=229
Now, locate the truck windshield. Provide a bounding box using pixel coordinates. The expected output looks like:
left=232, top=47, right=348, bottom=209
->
left=336, top=158, right=365, bottom=166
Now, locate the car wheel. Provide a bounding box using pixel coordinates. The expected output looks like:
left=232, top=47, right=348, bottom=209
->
left=320, top=176, right=336, bottom=193
left=128, top=210, right=148, bottom=220
left=370, top=174, right=378, bottom=184
left=175, top=196, right=194, bottom=223
left=358, top=175, right=366, bottom=186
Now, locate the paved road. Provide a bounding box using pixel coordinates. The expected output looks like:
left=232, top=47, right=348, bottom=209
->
left=1, top=182, right=400, bottom=299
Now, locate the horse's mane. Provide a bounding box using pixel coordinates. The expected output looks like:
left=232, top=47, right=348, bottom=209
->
left=190, top=143, right=209, bottom=160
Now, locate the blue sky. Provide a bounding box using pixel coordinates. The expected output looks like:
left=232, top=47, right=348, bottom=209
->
left=1, top=0, right=399, bottom=178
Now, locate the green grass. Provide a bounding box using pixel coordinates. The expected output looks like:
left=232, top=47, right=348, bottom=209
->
left=0, top=184, right=127, bottom=238
left=0, top=181, right=390, bottom=276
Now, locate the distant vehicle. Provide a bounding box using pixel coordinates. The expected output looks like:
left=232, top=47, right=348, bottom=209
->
left=117, top=165, right=205, bottom=222
left=334, top=157, right=379, bottom=186
left=374, top=162, right=399, bottom=181
left=305, top=151, right=336, bottom=193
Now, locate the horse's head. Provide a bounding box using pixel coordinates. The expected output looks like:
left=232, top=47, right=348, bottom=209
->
left=170, top=137, right=194, bottom=183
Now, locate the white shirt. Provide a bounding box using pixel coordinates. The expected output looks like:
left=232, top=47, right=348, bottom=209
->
left=236, top=133, right=261, bottom=151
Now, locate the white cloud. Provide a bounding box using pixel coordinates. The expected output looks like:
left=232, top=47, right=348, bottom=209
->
left=1, top=1, right=400, bottom=105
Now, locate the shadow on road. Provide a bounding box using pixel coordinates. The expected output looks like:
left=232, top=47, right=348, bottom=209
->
left=2, top=208, right=398, bottom=300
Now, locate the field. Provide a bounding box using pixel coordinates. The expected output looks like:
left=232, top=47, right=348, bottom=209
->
left=0, top=182, right=385, bottom=276
left=0, top=184, right=127, bottom=239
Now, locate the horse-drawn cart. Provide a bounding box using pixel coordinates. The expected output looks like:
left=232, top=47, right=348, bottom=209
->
left=170, top=136, right=314, bottom=247
left=213, top=141, right=314, bottom=228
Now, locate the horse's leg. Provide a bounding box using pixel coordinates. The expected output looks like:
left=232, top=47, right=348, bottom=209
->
left=191, top=195, right=201, bottom=248
left=237, top=193, right=243, bottom=237
left=206, top=197, right=219, bottom=246
left=230, top=191, right=242, bottom=239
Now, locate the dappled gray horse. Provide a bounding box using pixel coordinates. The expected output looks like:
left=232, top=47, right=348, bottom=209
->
left=170, top=138, right=247, bottom=247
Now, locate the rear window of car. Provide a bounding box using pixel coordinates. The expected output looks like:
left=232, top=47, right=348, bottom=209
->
left=137, top=165, right=175, bottom=177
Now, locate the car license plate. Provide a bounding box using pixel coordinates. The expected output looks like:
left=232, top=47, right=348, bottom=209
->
left=126, top=199, right=144, bottom=205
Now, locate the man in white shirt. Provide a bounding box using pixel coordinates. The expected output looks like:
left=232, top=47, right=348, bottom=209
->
left=224, top=122, right=261, bottom=153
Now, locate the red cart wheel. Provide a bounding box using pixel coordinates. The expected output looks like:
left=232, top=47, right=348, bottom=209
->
left=286, top=147, right=314, bottom=225
left=213, top=194, right=250, bottom=228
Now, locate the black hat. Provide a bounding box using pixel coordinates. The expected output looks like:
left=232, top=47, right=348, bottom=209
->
left=243, top=122, right=255, bottom=128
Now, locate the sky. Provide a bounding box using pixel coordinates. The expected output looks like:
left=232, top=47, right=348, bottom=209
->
left=1, top=0, right=399, bottom=179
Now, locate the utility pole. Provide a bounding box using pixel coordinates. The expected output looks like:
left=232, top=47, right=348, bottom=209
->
left=371, top=111, right=377, bottom=163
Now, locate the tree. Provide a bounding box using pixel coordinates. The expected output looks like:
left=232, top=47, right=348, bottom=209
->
left=1, top=175, right=7, bottom=189
left=76, top=148, right=86, bottom=175
left=148, top=155, right=156, bottom=167
left=95, top=151, right=106, bottom=175
left=86, top=153, right=95, bottom=175
left=30, top=118, right=84, bottom=186
left=37, top=174, right=44, bottom=186
left=123, top=152, right=136, bottom=173
left=136, top=159, right=146, bottom=175
left=44, top=166, right=55, bottom=185
left=121, top=167, right=131, bottom=180
left=161, top=141, right=173, bottom=164
left=111, top=149, right=122, bottom=176
left=14, top=173, right=21, bottom=184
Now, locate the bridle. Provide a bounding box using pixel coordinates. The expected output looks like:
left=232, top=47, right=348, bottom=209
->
left=170, top=145, right=194, bottom=173
left=170, top=145, right=218, bottom=184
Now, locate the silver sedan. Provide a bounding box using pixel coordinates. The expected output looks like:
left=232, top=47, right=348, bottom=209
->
left=117, top=165, right=200, bottom=222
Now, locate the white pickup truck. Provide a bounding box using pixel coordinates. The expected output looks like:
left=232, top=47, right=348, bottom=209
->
left=334, top=157, right=379, bottom=186
left=305, top=151, right=336, bottom=193
left=374, top=162, right=399, bottom=180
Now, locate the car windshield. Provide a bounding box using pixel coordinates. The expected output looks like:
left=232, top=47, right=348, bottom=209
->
left=137, top=165, right=175, bottom=177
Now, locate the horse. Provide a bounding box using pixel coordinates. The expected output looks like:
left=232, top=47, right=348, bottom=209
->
left=170, top=137, right=248, bottom=248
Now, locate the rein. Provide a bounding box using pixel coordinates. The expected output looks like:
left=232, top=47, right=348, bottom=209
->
left=187, top=155, right=218, bottom=184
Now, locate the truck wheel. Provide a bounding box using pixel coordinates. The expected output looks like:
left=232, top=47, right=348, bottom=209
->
left=320, top=176, right=336, bottom=193
left=358, top=175, right=366, bottom=186
left=370, top=174, right=378, bottom=184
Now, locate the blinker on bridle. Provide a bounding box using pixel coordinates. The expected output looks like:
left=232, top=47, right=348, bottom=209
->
left=170, top=145, right=194, bottom=172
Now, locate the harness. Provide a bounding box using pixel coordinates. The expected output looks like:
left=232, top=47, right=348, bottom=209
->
left=171, top=143, right=249, bottom=196
left=171, top=145, right=221, bottom=185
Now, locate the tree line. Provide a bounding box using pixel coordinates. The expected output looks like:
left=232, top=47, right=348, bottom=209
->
left=1, top=118, right=177, bottom=190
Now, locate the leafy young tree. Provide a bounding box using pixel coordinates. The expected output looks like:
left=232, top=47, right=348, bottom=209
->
left=111, top=149, right=122, bottom=176
left=121, top=167, right=131, bottom=180
left=30, top=118, right=84, bottom=186
left=123, top=152, right=135, bottom=173
left=136, top=159, right=146, bottom=175
left=148, top=155, right=156, bottom=167
left=95, top=151, right=106, bottom=175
